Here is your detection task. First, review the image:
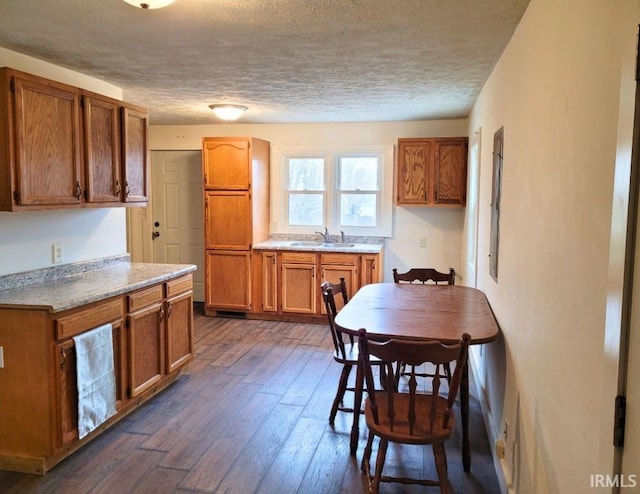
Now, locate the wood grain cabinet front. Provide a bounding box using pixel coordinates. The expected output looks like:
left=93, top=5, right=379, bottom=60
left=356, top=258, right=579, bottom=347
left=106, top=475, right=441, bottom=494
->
left=318, top=253, right=359, bottom=314
left=0, top=67, right=149, bottom=211
left=396, top=137, right=468, bottom=206
left=252, top=250, right=382, bottom=318
left=165, top=275, right=194, bottom=373
left=0, top=272, right=194, bottom=474
left=281, top=252, right=317, bottom=314
left=202, top=137, right=270, bottom=315
left=127, top=285, right=164, bottom=397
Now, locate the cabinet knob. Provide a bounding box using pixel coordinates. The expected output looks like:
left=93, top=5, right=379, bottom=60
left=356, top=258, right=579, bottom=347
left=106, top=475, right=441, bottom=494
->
left=115, top=180, right=121, bottom=195
left=125, top=181, right=130, bottom=197
left=75, top=181, right=82, bottom=200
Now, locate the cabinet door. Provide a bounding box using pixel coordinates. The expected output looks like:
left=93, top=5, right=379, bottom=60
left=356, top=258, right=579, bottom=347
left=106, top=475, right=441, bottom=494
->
left=122, top=105, right=149, bottom=203
left=319, top=255, right=358, bottom=314
left=165, top=290, right=194, bottom=373
left=55, top=318, right=124, bottom=448
left=84, top=95, right=121, bottom=203
left=397, top=139, right=431, bottom=205
left=56, top=339, right=78, bottom=447
left=206, top=250, right=252, bottom=311
left=281, top=262, right=316, bottom=314
left=261, top=251, right=278, bottom=313
left=204, top=191, right=252, bottom=249
left=360, top=254, right=380, bottom=289
left=13, top=75, right=82, bottom=206
left=433, top=139, right=468, bottom=205
left=202, top=138, right=250, bottom=190
left=128, top=302, right=164, bottom=397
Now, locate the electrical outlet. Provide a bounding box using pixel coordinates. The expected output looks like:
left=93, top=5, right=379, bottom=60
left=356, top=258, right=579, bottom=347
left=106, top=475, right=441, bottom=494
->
left=0, top=346, right=4, bottom=368
left=419, top=237, right=427, bottom=248
left=52, top=243, right=63, bottom=263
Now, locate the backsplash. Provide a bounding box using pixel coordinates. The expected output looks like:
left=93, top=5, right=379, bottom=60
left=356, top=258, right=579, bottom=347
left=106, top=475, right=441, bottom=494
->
left=0, top=253, right=130, bottom=291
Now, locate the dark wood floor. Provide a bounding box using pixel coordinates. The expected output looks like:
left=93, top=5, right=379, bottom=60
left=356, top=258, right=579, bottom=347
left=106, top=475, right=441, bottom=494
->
left=0, top=305, right=500, bottom=493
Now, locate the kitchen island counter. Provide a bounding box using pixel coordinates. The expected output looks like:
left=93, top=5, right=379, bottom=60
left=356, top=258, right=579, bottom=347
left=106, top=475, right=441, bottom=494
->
left=0, top=257, right=196, bottom=312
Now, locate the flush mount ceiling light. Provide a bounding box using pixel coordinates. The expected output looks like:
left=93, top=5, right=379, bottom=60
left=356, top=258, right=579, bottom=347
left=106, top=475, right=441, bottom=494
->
left=122, top=0, right=176, bottom=9
left=209, top=104, right=248, bottom=121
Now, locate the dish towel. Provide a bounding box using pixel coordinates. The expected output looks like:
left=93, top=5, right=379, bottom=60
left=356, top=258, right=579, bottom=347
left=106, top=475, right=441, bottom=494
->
left=73, top=323, right=117, bottom=440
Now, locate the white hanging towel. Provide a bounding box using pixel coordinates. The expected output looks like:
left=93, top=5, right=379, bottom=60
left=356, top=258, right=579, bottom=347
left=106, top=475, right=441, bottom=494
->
left=73, top=323, right=117, bottom=439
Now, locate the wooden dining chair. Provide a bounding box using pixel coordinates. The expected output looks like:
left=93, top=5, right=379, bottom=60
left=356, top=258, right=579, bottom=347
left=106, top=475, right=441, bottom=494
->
left=393, top=267, right=456, bottom=384
left=358, top=329, right=471, bottom=494
left=320, top=280, right=384, bottom=425
left=392, top=267, right=456, bottom=285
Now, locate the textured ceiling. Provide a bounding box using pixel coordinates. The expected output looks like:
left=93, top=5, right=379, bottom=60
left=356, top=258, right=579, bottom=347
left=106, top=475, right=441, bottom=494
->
left=0, top=0, right=529, bottom=125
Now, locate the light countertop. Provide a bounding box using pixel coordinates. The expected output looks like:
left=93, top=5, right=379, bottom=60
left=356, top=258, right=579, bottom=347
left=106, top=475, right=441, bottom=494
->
left=0, top=262, right=197, bottom=313
left=253, top=240, right=383, bottom=254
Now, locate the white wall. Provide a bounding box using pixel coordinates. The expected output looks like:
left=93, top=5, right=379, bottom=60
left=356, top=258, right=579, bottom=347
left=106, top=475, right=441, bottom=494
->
left=466, top=1, right=638, bottom=492
left=0, top=48, right=128, bottom=276
left=150, top=120, right=468, bottom=281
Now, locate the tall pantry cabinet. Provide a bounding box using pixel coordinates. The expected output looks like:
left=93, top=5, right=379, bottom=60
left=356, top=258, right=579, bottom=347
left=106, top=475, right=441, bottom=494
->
left=202, top=137, right=270, bottom=315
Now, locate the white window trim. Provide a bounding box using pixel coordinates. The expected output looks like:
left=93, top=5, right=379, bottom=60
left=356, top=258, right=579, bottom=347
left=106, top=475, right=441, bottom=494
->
left=272, top=144, right=393, bottom=237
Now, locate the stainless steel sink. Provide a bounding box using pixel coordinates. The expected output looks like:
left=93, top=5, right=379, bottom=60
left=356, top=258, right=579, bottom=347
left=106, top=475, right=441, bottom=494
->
left=290, top=241, right=323, bottom=246
left=289, top=241, right=356, bottom=248
left=321, top=242, right=355, bottom=248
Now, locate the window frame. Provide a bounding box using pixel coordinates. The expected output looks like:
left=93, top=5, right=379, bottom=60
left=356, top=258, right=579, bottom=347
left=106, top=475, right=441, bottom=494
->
left=284, top=155, right=327, bottom=228
left=273, top=145, right=393, bottom=237
left=334, top=154, right=382, bottom=230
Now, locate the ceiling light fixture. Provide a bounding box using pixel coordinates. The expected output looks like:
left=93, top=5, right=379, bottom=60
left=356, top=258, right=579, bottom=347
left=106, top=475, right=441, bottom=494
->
left=122, top=0, right=176, bottom=9
left=209, top=104, right=248, bottom=121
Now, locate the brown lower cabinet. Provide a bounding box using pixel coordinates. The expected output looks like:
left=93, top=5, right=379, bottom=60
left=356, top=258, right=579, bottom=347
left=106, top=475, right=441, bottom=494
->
left=254, top=250, right=381, bottom=319
left=0, top=273, right=193, bottom=474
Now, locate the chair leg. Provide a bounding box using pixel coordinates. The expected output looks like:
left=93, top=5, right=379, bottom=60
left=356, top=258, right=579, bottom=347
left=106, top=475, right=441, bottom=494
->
left=372, top=438, right=388, bottom=494
left=361, top=430, right=375, bottom=473
left=433, top=442, right=450, bottom=494
left=329, top=364, right=352, bottom=424
left=360, top=430, right=376, bottom=492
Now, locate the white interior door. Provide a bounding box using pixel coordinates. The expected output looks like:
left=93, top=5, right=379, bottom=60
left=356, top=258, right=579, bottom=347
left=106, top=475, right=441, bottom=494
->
left=466, top=137, right=480, bottom=288
left=152, top=150, right=204, bottom=302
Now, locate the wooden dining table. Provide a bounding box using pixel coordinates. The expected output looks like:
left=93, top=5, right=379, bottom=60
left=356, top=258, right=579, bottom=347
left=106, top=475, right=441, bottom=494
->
left=334, top=282, right=499, bottom=472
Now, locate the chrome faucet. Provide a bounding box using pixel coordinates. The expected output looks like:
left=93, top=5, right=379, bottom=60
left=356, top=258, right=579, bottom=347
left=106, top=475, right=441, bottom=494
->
left=315, top=227, right=330, bottom=242
left=340, top=230, right=345, bottom=243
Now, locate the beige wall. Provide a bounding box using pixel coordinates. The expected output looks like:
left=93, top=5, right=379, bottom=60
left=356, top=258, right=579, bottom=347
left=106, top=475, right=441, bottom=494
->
left=150, top=120, right=469, bottom=281
left=466, top=1, right=638, bottom=492
left=0, top=48, right=127, bottom=276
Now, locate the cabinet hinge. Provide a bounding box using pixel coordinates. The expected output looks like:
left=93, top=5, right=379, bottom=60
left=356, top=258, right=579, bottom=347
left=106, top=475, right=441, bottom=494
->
left=9, top=79, right=15, bottom=92
left=13, top=190, right=19, bottom=203
left=614, top=395, right=626, bottom=447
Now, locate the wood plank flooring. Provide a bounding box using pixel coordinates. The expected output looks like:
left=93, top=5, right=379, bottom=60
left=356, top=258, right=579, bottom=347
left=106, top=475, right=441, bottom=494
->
left=0, top=304, right=501, bottom=493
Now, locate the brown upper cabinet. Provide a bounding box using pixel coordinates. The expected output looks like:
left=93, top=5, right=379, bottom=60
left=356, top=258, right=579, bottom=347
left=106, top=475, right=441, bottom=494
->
left=0, top=67, right=149, bottom=211
left=396, top=137, right=468, bottom=206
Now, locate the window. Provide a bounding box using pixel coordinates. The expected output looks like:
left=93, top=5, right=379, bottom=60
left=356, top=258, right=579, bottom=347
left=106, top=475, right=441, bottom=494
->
left=337, top=156, right=379, bottom=228
left=275, top=145, right=393, bottom=237
left=286, top=157, right=325, bottom=226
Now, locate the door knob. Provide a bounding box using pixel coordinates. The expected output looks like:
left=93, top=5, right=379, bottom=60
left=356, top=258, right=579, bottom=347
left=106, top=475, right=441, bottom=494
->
left=152, top=232, right=160, bottom=239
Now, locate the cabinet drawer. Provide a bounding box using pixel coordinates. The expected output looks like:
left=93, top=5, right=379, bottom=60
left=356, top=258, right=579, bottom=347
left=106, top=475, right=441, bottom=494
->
left=56, top=297, right=123, bottom=340
left=319, top=253, right=359, bottom=265
left=166, top=274, right=193, bottom=297
left=128, top=284, right=164, bottom=312
left=281, top=252, right=316, bottom=264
